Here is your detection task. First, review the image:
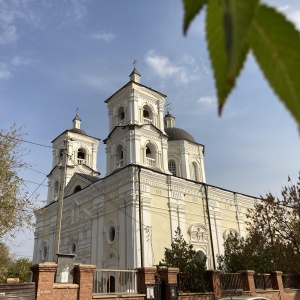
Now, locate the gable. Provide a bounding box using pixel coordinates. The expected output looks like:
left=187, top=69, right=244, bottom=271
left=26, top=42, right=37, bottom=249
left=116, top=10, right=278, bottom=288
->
left=64, top=173, right=100, bottom=197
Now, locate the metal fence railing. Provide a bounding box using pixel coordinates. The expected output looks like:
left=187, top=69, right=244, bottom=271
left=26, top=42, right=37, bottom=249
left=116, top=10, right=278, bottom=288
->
left=93, top=269, right=138, bottom=294
left=220, top=273, right=243, bottom=291
left=282, top=274, right=300, bottom=289
left=177, top=272, right=207, bottom=293
left=254, top=274, right=273, bottom=289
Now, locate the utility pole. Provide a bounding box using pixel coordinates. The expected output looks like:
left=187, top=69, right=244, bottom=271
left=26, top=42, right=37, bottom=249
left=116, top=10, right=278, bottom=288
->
left=54, top=138, right=68, bottom=262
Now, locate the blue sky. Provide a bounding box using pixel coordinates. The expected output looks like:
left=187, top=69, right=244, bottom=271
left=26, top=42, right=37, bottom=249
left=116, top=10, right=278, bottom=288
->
left=1, top=0, right=300, bottom=259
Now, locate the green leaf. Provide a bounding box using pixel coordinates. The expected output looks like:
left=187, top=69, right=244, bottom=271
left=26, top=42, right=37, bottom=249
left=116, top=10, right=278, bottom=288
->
left=249, top=4, right=300, bottom=125
left=206, top=0, right=231, bottom=113
left=206, top=0, right=253, bottom=114
left=222, top=0, right=258, bottom=80
left=183, top=0, right=206, bottom=35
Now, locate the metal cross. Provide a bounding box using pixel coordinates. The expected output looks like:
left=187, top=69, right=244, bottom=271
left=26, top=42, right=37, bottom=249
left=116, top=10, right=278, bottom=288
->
left=165, top=101, right=171, bottom=114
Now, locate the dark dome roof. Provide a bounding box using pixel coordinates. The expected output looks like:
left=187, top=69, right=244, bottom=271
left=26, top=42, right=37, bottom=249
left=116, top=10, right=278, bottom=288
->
left=69, top=128, right=87, bottom=135
left=165, top=127, right=196, bottom=143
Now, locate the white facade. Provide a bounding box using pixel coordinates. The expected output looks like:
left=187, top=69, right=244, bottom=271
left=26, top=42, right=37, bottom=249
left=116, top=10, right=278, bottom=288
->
left=33, top=68, right=258, bottom=270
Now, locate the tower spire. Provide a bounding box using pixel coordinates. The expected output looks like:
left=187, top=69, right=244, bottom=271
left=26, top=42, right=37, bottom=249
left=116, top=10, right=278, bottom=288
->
left=73, top=109, right=81, bottom=130
left=129, top=60, right=141, bottom=83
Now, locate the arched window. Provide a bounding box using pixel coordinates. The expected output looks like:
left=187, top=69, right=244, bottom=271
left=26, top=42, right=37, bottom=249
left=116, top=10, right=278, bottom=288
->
left=77, top=148, right=86, bottom=164
left=191, top=162, right=197, bottom=181
left=146, top=146, right=151, bottom=157
left=116, top=145, right=124, bottom=168
left=59, top=149, right=64, bottom=159
left=74, top=185, right=82, bottom=193
left=54, top=181, right=59, bottom=201
left=40, top=241, right=48, bottom=262
left=168, top=160, right=176, bottom=176
left=145, top=144, right=156, bottom=167
left=117, top=106, right=125, bottom=125
left=107, top=276, right=115, bottom=293
left=108, top=226, right=116, bottom=243
left=143, top=109, right=149, bottom=118
left=70, top=241, right=77, bottom=254
left=196, top=250, right=206, bottom=262
left=143, top=105, right=153, bottom=124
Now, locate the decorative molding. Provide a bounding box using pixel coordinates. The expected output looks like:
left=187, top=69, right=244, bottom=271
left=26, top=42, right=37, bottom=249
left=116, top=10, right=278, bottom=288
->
left=188, top=223, right=208, bottom=244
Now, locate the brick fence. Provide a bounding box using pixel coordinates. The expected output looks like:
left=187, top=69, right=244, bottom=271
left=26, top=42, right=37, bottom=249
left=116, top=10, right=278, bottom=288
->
left=154, top=268, right=300, bottom=300
left=30, top=263, right=146, bottom=300
left=31, top=263, right=300, bottom=300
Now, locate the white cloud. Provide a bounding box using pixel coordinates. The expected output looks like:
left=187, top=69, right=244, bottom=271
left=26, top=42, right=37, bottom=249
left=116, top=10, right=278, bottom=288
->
left=0, top=55, right=35, bottom=82
left=0, top=0, right=41, bottom=44
left=0, top=0, right=89, bottom=44
left=0, top=62, right=11, bottom=80
left=278, top=5, right=291, bottom=12
left=0, top=24, right=18, bottom=44
left=198, top=96, right=216, bottom=105
left=275, top=4, right=300, bottom=30
left=89, top=32, right=116, bottom=42
left=287, top=10, right=300, bottom=30
left=66, top=0, right=88, bottom=23
left=11, top=56, right=34, bottom=66
left=145, top=50, right=192, bottom=85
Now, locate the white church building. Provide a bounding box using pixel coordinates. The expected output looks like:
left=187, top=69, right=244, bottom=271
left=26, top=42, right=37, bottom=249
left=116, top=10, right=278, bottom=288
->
left=33, top=68, right=258, bottom=269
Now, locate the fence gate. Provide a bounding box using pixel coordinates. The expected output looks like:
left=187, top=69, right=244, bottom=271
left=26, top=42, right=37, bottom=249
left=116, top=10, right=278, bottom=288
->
left=0, top=282, right=35, bottom=300
left=154, top=277, right=165, bottom=300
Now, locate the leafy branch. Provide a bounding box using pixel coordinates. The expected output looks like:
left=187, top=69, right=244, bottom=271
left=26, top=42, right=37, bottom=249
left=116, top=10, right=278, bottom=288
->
left=183, top=0, right=300, bottom=126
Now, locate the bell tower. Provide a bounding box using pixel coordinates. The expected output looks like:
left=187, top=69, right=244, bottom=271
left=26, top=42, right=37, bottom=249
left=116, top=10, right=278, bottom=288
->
left=47, top=114, right=100, bottom=204
left=104, top=67, right=170, bottom=175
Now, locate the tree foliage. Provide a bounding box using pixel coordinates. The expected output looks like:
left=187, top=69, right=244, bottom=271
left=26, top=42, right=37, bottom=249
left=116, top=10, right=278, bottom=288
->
left=218, top=174, right=300, bottom=274
left=7, top=258, right=32, bottom=283
left=182, top=0, right=300, bottom=126
left=0, top=125, right=33, bottom=238
left=159, top=227, right=207, bottom=292
left=246, top=174, right=300, bottom=255
left=0, top=243, right=32, bottom=283
left=0, top=243, right=12, bottom=283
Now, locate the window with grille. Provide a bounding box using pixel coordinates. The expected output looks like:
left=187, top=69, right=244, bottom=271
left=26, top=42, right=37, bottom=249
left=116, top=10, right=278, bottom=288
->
left=168, top=160, right=176, bottom=176
left=192, top=163, right=197, bottom=181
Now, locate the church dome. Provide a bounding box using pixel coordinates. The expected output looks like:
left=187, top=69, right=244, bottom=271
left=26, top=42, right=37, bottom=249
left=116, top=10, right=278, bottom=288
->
left=165, top=127, right=196, bottom=143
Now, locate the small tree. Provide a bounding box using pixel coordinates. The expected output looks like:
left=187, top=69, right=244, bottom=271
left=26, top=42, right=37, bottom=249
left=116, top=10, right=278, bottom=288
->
left=0, top=125, right=33, bottom=238
left=246, top=174, right=300, bottom=254
left=159, top=227, right=207, bottom=292
left=218, top=174, right=300, bottom=274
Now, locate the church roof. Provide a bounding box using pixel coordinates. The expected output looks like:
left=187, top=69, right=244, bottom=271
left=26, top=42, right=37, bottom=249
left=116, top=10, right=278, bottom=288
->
left=105, top=81, right=166, bottom=103
left=129, top=67, right=141, bottom=77
left=51, top=129, right=100, bottom=143
left=165, top=127, right=196, bottom=143
left=69, top=128, right=87, bottom=135
left=73, top=113, right=81, bottom=122
left=76, top=173, right=100, bottom=183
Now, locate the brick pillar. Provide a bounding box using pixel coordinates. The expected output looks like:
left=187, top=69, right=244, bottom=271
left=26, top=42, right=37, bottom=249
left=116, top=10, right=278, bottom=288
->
left=271, top=271, right=285, bottom=300
left=206, top=270, right=221, bottom=300
left=158, top=268, right=179, bottom=300
left=238, top=270, right=256, bottom=296
left=73, top=264, right=96, bottom=300
left=136, top=267, right=156, bottom=294
left=30, top=262, right=57, bottom=300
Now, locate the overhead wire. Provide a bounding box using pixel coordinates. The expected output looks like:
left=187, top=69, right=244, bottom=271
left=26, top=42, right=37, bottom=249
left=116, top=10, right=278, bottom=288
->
left=0, top=132, right=63, bottom=151
left=23, top=179, right=48, bottom=187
